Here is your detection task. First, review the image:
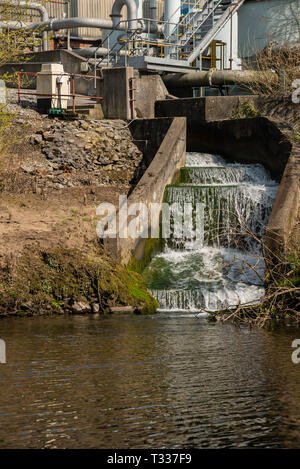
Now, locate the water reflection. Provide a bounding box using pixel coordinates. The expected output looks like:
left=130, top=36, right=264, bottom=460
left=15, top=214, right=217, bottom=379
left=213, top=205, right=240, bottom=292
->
left=0, top=315, right=299, bottom=448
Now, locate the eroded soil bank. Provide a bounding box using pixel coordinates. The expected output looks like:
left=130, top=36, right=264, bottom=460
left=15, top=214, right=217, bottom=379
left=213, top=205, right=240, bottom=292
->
left=0, top=99, right=158, bottom=317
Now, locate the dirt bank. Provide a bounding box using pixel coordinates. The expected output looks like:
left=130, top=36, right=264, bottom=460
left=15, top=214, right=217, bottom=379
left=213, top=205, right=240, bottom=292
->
left=0, top=100, right=157, bottom=317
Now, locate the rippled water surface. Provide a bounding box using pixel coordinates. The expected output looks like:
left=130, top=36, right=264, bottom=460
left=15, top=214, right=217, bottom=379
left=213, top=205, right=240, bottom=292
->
left=0, top=315, right=300, bottom=449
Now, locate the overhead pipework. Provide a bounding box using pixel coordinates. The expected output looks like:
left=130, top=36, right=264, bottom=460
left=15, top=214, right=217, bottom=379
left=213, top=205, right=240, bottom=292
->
left=73, top=46, right=128, bottom=58
left=110, top=0, right=142, bottom=32
left=150, top=0, right=157, bottom=21
left=0, top=0, right=285, bottom=85
left=0, top=0, right=163, bottom=38
left=163, top=69, right=279, bottom=88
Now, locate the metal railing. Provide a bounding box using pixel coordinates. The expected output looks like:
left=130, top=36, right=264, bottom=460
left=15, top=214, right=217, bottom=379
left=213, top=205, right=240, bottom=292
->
left=83, top=0, right=243, bottom=72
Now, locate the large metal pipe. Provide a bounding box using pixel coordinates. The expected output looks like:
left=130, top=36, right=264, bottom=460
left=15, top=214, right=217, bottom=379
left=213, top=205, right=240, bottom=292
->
left=73, top=47, right=128, bottom=58
left=165, top=0, right=181, bottom=38
left=163, top=70, right=279, bottom=88
left=150, top=0, right=157, bottom=21
left=0, top=0, right=49, bottom=50
left=0, top=17, right=163, bottom=34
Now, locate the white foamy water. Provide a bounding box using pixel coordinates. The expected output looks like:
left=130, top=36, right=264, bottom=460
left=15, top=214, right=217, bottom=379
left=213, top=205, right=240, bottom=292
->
left=144, top=153, right=279, bottom=313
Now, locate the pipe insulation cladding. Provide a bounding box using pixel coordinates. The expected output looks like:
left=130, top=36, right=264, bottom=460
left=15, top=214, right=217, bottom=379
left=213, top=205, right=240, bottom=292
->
left=164, top=0, right=181, bottom=38
left=0, top=0, right=164, bottom=51
left=150, top=0, right=157, bottom=21
left=110, top=0, right=143, bottom=31
left=163, top=70, right=279, bottom=87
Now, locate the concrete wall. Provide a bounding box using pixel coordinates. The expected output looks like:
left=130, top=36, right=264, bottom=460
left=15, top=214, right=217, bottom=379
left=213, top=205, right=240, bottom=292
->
left=134, top=73, right=169, bottom=118
left=102, top=67, right=134, bottom=120
left=155, top=95, right=300, bottom=139
left=172, top=117, right=291, bottom=180
left=100, top=68, right=170, bottom=119
left=104, top=117, right=186, bottom=264
left=266, top=143, right=300, bottom=253
left=130, top=117, right=173, bottom=167
left=157, top=95, right=300, bottom=251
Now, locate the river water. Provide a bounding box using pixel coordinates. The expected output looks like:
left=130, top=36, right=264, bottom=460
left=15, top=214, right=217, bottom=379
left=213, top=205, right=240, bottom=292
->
left=0, top=314, right=299, bottom=449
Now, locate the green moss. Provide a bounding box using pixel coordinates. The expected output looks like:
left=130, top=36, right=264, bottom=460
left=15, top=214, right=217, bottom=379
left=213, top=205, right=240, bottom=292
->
left=231, top=102, right=261, bottom=119
left=179, top=168, right=191, bottom=184
left=0, top=247, right=158, bottom=316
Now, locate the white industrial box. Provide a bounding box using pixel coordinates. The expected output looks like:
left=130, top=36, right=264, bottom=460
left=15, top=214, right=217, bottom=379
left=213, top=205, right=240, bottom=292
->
left=36, top=63, right=70, bottom=111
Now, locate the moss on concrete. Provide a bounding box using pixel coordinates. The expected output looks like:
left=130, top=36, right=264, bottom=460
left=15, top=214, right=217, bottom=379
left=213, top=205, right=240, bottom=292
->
left=127, top=236, right=164, bottom=275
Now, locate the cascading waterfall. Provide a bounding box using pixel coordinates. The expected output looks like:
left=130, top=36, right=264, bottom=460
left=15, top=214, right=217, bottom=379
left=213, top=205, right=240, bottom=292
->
left=143, top=153, right=279, bottom=314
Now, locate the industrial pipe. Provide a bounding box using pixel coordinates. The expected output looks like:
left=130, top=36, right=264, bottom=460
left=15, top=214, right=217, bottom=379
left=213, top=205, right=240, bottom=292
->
left=150, top=0, right=157, bottom=21
left=0, top=0, right=49, bottom=51
left=164, top=0, right=181, bottom=38
left=73, top=47, right=128, bottom=58
left=0, top=17, right=163, bottom=35
left=163, top=69, right=279, bottom=88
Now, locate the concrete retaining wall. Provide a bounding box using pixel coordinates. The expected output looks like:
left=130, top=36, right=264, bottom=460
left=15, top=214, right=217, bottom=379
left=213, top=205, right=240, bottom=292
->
left=101, top=67, right=134, bottom=120
left=153, top=113, right=299, bottom=253
left=134, top=73, right=169, bottom=118
left=104, top=117, right=186, bottom=264
left=266, top=143, right=300, bottom=253
left=174, top=117, right=291, bottom=180
left=155, top=96, right=300, bottom=132
left=100, top=68, right=170, bottom=120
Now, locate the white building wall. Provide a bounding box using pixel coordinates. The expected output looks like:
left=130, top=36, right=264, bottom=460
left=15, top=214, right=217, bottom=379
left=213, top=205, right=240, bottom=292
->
left=215, top=11, right=240, bottom=70
left=238, top=0, right=300, bottom=58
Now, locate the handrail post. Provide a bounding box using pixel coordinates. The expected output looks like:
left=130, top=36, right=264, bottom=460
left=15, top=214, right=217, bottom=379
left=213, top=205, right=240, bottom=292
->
left=71, top=74, right=75, bottom=114
left=17, top=72, right=21, bottom=104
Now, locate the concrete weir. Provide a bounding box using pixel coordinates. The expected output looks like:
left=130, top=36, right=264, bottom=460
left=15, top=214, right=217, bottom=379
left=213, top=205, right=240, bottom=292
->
left=155, top=96, right=300, bottom=254
left=103, top=111, right=298, bottom=265
left=183, top=117, right=300, bottom=253
left=104, top=117, right=186, bottom=264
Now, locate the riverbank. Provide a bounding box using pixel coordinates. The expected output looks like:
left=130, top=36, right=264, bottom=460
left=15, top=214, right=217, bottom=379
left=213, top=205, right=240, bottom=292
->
left=0, top=97, right=158, bottom=317
left=1, top=93, right=299, bottom=322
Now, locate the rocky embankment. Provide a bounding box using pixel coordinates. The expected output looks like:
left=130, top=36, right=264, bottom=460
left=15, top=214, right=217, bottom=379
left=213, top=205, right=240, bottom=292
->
left=25, top=119, right=144, bottom=191
left=0, top=101, right=157, bottom=317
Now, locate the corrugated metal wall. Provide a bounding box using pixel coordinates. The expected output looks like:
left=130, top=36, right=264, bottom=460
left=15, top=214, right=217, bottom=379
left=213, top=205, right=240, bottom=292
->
left=143, top=1, right=165, bottom=21
left=75, top=0, right=125, bottom=39
left=21, top=0, right=166, bottom=39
